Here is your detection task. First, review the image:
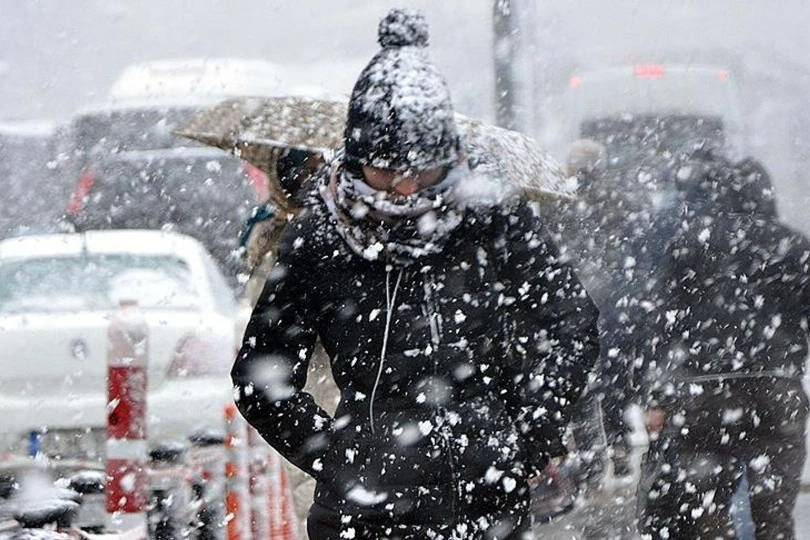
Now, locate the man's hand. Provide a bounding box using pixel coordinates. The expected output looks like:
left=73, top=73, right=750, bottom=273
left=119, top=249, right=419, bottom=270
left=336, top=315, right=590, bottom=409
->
left=645, top=408, right=667, bottom=434
left=528, top=455, right=565, bottom=488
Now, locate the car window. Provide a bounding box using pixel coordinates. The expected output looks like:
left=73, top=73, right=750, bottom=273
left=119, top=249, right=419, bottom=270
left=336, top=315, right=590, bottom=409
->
left=0, top=253, right=200, bottom=313
left=197, top=246, right=238, bottom=315
left=581, top=115, right=726, bottom=166
left=0, top=132, right=53, bottom=185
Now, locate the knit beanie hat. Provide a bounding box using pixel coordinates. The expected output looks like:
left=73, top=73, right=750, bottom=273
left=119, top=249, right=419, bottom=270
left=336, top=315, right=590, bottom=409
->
left=344, top=8, right=460, bottom=172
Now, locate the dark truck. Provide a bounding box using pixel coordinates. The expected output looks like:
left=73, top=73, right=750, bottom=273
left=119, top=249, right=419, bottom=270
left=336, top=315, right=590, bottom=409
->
left=62, top=100, right=267, bottom=288
left=562, top=63, right=744, bottom=210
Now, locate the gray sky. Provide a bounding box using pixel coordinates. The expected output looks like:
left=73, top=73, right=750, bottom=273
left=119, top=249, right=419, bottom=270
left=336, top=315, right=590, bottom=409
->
left=2, top=2, right=808, bottom=122
left=3, top=1, right=810, bottom=229
left=0, top=1, right=494, bottom=121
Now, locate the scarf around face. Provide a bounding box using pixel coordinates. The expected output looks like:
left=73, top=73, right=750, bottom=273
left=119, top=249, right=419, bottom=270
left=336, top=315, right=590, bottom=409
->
left=320, top=158, right=466, bottom=264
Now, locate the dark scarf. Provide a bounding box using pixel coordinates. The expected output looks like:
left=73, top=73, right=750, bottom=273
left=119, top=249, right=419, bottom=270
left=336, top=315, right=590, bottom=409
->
left=320, top=158, right=466, bottom=264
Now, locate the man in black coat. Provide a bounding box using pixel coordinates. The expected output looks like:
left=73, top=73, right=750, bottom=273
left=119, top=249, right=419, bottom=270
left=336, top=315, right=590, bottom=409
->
left=231, top=8, right=600, bottom=540
left=636, top=153, right=810, bottom=539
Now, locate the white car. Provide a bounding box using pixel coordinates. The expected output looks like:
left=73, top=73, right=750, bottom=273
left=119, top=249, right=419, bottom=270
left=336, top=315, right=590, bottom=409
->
left=0, top=230, right=238, bottom=461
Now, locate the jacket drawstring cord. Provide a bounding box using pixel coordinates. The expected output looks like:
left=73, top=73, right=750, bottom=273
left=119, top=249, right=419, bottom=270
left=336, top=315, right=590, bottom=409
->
left=423, top=272, right=443, bottom=346
left=370, top=266, right=404, bottom=435
left=423, top=271, right=460, bottom=512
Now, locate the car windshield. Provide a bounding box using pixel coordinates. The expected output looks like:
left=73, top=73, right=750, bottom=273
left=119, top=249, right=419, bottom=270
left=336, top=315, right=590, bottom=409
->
left=0, top=253, right=200, bottom=313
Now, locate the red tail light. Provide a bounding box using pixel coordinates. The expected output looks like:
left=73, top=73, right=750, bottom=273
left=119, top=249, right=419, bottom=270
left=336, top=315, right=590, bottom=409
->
left=241, top=163, right=269, bottom=203
left=634, top=64, right=666, bottom=78
left=569, top=76, right=582, bottom=89
left=168, top=335, right=232, bottom=378
left=66, top=168, right=97, bottom=215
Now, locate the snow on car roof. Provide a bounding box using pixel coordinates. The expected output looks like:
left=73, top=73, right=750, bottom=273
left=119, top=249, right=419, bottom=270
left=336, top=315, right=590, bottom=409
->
left=107, top=57, right=291, bottom=101
left=97, top=145, right=232, bottom=162
left=0, top=119, right=59, bottom=137
left=0, top=230, right=207, bottom=260
left=73, top=96, right=227, bottom=117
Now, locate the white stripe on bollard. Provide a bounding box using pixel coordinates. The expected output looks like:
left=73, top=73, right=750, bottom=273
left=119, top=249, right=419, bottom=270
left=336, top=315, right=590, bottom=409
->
left=106, top=299, right=149, bottom=528
left=106, top=439, right=149, bottom=460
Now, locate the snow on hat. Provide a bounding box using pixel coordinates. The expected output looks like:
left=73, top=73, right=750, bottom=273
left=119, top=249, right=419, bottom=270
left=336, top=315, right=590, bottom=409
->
left=344, top=8, right=459, bottom=172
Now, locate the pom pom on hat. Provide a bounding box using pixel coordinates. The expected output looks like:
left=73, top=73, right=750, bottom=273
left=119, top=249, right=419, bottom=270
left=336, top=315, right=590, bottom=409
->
left=378, top=8, right=429, bottom=48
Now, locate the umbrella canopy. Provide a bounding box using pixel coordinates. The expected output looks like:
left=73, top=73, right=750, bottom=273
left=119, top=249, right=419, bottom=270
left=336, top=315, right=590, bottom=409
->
left=174, top=94, right=346, bottom=169
left=454, top=116, right=575, bottom=201
left=175, top=95, right=575, bottom=206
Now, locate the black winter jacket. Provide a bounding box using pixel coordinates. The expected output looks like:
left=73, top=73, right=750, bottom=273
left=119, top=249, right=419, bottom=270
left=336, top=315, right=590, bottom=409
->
left=232, top=194, right=600, bottom=530
left=643, top=162, right=810, bottom=407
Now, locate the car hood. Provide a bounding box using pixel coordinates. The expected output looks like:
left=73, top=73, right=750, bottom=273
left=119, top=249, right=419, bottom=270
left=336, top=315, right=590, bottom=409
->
left=0, top=308, right=234, bottom=398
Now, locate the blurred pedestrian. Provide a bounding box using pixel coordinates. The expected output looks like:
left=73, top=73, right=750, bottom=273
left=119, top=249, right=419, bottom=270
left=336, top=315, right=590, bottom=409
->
left=636, top=153, right=810, bottom=539
left=232, top=8, right=600, bottom=539
left=240, top=146, right=324, bottom=304
left=548, top=139, right=634, bottom=489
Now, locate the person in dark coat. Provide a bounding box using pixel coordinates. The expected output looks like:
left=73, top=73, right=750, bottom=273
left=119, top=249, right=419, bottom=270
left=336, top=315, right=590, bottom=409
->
left=636, top=153, right=810, bottom=539
left=553, top=139, right=635, bottom=487
left=231, top=8, right=600, bottom=539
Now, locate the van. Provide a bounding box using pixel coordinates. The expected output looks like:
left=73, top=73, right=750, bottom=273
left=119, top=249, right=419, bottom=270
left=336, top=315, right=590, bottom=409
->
left=563, top=64, right=745, bottom=155
left=61, top=100, right=267, bottom=288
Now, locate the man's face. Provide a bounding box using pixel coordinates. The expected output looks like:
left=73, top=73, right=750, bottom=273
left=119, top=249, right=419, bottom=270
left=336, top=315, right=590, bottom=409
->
left=361, top=166, right=446, bottom=197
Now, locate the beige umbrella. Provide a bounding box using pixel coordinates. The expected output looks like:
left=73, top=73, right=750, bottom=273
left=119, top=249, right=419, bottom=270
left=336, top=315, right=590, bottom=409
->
left=175, top=95, right=574, bottom=208
left=175, top=94, right=346, bottom=161
left=454, top=116, right=575, bottom=201
left=175, top=95, right=346, bottom=210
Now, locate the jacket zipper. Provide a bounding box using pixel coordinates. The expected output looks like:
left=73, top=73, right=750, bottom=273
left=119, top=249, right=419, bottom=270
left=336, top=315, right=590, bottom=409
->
left=423, top=272, right=442, bottom=347
left=423, top=271, right=462, bottom=517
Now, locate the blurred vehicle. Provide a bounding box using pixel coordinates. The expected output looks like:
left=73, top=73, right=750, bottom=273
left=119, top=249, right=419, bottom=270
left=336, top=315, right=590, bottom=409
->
left=107, top=56, right=357, bottom=102
left=61, top=57, right=355, bottom=289
left=0, top=120, right=71, bottom=240
left=107, top=57, right=293, bottom=102
left=551, top=63, right=745, bottom=209
left=61, top=100, right=268, bottom=287
left=564, top=63, right=744, bottom=147
left=0, top=229, right=238, bottom=461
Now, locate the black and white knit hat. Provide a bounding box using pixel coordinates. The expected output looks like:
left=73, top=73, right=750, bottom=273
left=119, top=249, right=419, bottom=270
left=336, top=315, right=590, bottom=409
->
left=344, top=8, right=460, bottom=172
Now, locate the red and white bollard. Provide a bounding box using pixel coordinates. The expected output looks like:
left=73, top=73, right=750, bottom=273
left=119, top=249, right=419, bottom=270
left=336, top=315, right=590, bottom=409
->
left=106, top=299, right=149, bottom=531
left=267, top=449, right=298, bottom=540
left=224, top=403, right=250, bottom=540
left=248, top=427, right=270, bottom=540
